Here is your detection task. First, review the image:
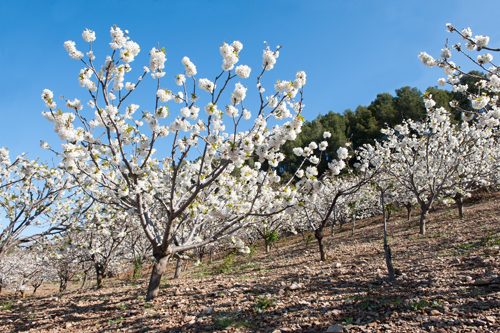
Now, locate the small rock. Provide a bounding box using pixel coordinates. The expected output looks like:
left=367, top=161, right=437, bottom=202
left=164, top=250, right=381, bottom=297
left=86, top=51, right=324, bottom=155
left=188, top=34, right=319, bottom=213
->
left=368, top=322, right=378, bottom=327
left=333, top=263, right=342, bottom=268
left=184, top=315, right=196, bottom=322
left=325, top=324, right=343, bottom=333
left=278, top=288, right=285, bottom=295
left=279, top=328, right=292, bottom=333
left=450, top=258, right=461, bottom=264
left=474, top=319, right=487, bottom=326
left=474, top=279, right=489, bottom=286
left=204, top=306, right=214, bottom=314
left=465, top=276, right=473, bottom=282
left=430, top=309, right=442, bottom=316
left=484, top=246, right=499, bottom=255
left=288, top=283, right=301, bottom=290
left=65, top=323, right=72, bottom=328
left=485, top=316, right=496, bottom=323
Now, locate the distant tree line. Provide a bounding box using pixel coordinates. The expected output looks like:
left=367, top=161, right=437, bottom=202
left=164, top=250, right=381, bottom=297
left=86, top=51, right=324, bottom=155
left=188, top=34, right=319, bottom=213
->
left=277, top=72, right=483, bottom=181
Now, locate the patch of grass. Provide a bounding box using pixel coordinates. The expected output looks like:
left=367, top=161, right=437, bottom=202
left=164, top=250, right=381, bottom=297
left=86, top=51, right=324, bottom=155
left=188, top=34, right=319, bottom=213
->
left=212, top=312, right=254, bottom=329
left=305, top=234, right=314, bottom=248
left=2, top=300, right=13, bottom=311
left=116, top=304, right=127, bottom=310
left=254, top=295, right=275, bottom=312
left=342, top=317, right=354, bottom=324
left=109, top=317, right=124, bottom=325
left=235, top=262, right=260, bottom=272
left=405, top=299, right=430, bottom=311
left=216, top=251, right=236, bottom=274
left=360, top=300, right=377, bottom=311
left=379, top=236, right=392, bottom=243
left=193, top=270, right=212, bottom=279
left=159, top=283, right=171, bottom=290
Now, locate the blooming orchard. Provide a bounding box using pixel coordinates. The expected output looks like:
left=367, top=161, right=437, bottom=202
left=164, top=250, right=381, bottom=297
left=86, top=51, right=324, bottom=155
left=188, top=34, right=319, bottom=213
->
left=41, top=26, right=308, bottom=300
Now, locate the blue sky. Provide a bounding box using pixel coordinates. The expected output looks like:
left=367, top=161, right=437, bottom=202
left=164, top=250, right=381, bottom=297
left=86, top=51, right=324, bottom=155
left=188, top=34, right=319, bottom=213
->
left=1, top=0, right=500, bottom=160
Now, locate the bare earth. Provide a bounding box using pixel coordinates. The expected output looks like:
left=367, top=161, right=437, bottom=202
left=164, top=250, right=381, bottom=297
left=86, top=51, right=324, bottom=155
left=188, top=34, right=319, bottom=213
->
left=1, top=194, right=499, bottom=333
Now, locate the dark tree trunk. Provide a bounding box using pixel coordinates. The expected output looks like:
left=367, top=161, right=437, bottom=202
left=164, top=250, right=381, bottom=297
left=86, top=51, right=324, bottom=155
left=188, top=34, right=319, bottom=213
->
left=174, top=258, right=183, bottom=279
left=455, top=194, right=464, bottom=219
left=32, top=283, right=41, bottom=295
left=405, top=203, right=412, bottom=222
left=384, top=243, right=395, bottom=282
left=59, top=278, right=68, bottom=293
left=315, top=229, right=327, bottom=261
left=199, top=252, right=204, bottom=263
left=95, top=263, right=105, bottom=289
left=146, top=254, right=170, bottom=301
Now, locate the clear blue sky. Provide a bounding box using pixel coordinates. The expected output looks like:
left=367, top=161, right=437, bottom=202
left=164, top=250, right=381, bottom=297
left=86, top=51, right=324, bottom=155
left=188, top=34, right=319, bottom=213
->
left=1, top=0, right=500, bottom=159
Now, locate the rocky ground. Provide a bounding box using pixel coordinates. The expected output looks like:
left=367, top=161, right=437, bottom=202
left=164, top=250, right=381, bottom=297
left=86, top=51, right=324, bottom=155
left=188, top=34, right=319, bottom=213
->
left=1, top=194, right=499, bottom=333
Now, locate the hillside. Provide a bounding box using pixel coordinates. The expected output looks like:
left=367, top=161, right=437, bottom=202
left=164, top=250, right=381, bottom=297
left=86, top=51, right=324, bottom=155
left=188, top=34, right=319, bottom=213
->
left=1, top=194, right=499, bottom=333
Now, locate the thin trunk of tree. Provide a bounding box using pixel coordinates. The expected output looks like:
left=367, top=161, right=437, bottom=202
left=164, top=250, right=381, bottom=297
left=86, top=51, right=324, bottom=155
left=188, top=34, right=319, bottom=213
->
left=420, top=208, right=428, bottom=235
left=405, top=203, right=412, bottom=222
left=382, top=191, right=395, bottom=282
left=455, top=194, right=464, bottom=219
left=351, top=213, right=356, bottom=236
left=32, top=283, right=41, bottom=294
left=265, top=241, right=271, bottom=253
left=80, top=270, right=88, bottom=290
left=174, top=258, right=183, bottom=279
left=315, top=228, right=327, bottom=261
left=59, top=278, right=68, bottom=293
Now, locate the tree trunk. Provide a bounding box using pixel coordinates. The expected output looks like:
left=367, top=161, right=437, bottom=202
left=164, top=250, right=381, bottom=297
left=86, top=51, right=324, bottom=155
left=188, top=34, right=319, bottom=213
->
left=95, top=263, right=105, bottom=289
left=419, top=208, right=428, bottom=235
left=382, top=191, right=395, bottom=282
left=146, top=254, right=170, bottom=301
left=80, top=270, right=88, bottom=290
left=315, top=229, right=327, bottom=261
left=351, top=213, right=356, bottom=236
left=405, top=204, right=412, bottom=222
left=265, top=241, right=271, bottom=253
left=209, top=249, right=213, bottom=264
left=21, top=290, right=26, bottom=299
left=33, top=284, right=41, bottom=294
left=385, top=243, right=395, bottom=282
left=455, top=195, right=464, bottom=219
left=174, top=258, right=183, bottom=279
left=59, top=278, right=68, bottom=293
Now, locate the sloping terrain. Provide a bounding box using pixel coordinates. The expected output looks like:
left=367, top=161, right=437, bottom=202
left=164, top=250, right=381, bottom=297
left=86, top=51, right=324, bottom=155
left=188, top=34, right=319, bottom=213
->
left=1, top=194, right=499, bottom=333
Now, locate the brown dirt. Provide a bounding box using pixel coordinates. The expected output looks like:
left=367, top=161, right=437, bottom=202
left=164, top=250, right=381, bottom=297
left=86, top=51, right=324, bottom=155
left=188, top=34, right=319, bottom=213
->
left=1, top=194, right=499, bottom=333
